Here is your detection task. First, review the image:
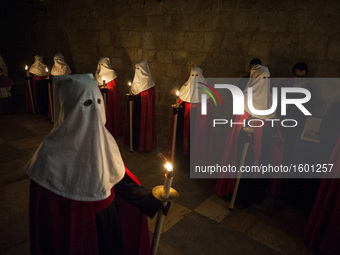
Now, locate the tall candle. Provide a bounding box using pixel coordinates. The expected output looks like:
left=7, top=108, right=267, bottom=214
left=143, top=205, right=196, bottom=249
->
left=128, top=81, right=132, bottom=95
left=163, top=162, right=173, bottom=199
left=103, top=77, right=106, bottom=87
left=175, top=90, right=179, bottom=107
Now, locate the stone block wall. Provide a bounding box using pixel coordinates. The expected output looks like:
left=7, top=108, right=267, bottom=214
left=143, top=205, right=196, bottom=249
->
left=1, top=0, right=340, bottom=148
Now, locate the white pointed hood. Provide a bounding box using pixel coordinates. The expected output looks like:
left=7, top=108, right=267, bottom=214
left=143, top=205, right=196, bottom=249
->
left=29, top=55, right=48, bottom=76
left=179, top=67, right=208, bottom=103
left=95, top=57, right=117, bottom=85
left=131, top=60, right=155, bottom=95
left=25, top=74, right=125, bottom=201
left=244, top=65, right=276, bottom=119
left=51, top=53, right=71, bottom=76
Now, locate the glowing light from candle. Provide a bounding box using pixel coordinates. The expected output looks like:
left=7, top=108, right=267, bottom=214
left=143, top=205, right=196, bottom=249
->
left=103, top=76, right=106, bottom=82
left=164, top=162, right=173, bottom=172
left=176, top=90, right=179, bottom=97
left=25, top=65, right=28, bottom=71
left=128, top=81, right=131, bottom=86
left=45, top=67, right=48, bottom=73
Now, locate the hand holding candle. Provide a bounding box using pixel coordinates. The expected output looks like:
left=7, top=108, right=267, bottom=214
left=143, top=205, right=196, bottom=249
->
left=150, top=162, right=178, bottom=255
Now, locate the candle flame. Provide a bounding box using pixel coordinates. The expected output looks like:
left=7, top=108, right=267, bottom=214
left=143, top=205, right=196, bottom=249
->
left=25, top=65, right=28, bottom=70
left=45, top=67, right=48, bottom=73
left=164, top=162, right=173, bottom=172
left=128, top=81, right=131, bottom=86
left=103, top=76, right=106, bottom=81
left=176, top=90, right=179, bottom=96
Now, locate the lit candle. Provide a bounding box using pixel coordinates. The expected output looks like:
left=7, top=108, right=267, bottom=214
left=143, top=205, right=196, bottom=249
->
left=45, top=67, right=49, bottom=79
left=25, top=65, right=29, bottom=76
left=102, top=76, right=106, bottom=87
left=175, top=90, right=179, bottom=107
left=128, top=81, right=133, bottom=152
left=163, top=162, right=174, bottom=199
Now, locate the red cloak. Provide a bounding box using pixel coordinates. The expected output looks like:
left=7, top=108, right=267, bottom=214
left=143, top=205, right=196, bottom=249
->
left=26, top=74, right=47, bottom=114
left=124, top=87, right=156, bottom=152
left=215, top=112, right=284, bottom=197
left=29, top=166, right=152, bottom=255
left=101, top=78, right=123, bottom=137
left=304, top=136, right=340, bottom=254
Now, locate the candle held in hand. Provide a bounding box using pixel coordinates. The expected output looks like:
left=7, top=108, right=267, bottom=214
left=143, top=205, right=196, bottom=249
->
left=163, top=162, right=173, bottom=199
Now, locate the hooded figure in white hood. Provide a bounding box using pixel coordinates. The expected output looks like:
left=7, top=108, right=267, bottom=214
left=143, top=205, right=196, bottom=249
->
left=243, top=65, right=276, bottom=119
left=26, top=73, right=166, bottom=255
left=124, top=60, right=156, bottom=152
left=178, top=66, right=208, bottom=103
left=216, top=65, right=283, bottom=206
left=27, top=55, right=49, bottom=114
left=51, top=53, right=71, bottom=76
left=95, top=57, right=123, bottom=137
left=165, top=67, right=213, bottom=161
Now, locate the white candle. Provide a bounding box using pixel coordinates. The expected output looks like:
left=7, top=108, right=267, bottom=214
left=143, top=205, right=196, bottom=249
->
left=45, top=67, right=49, bottom=79
left=128, top=81, right=132, bottom=95
left=175, top=90, right=179, bottom=107
left=103, top=77, right=106, bottom=87
left=163, top=162, right=173, bottom=199
left=25, top=65, right=29, bottom=76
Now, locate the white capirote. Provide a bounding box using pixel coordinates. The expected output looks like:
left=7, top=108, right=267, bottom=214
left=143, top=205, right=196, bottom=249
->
left=179, top=66, right=208, bottom=103
left=244, top=65, right=276, bottom=119
left=29, top=55, right=48, bottom=76
left=131, top=60, right=155, bottom=95
left=95, top=57, right=117, bottom=85
left=25, top=74, right=125, bottom=201
left=51, top=53, right=71, bottom=76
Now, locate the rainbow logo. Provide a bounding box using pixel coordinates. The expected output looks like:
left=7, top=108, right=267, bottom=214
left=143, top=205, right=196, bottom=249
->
left=197, top=82, right=222, bottom=106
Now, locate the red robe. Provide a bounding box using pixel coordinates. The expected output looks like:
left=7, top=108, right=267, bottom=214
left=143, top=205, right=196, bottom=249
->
left=165, top=99, right=190, bottom=160
left=164, top=99, right=213, bottom=164
left=26, top=74, right=48, bottom=114
left=101, top=78, right=123, bottom=137
left=304, top=137, right=340, bottom=254
left=216, top=112, right=283, bottom=197
left=124, top=87, right=156, bottom=152
left=29, top=166, right=152, bottom=255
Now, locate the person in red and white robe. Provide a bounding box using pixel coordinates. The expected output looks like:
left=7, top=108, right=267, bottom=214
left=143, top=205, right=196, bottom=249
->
left=95, top=57, right=123, bottom=137
left=25, top=74, right=167, bottom=255
left=216, top=65, right=284, bottom=206
left=27, top=55, right=49, bottom=114
left=165, top=67, right=213, bottom=166
left=124, top=60, right=156, bottom=152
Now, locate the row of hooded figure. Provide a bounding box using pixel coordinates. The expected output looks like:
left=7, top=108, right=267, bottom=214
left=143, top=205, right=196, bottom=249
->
left=26, top=55, right=154, bottom=151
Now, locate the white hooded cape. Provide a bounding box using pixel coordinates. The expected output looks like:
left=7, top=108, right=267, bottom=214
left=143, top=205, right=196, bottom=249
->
left=244, top=65, right=276, bottom=119
left=25, top=74, right=125, bottom=201
left=51, top=53, right=71, bottom=76
left=95, top=57, right=117, bottom=85
left=29, top=55, right=48, bottom=76
left=131, top=60, right=155, bottom=95
left=179, top=67, right=208, bottom=103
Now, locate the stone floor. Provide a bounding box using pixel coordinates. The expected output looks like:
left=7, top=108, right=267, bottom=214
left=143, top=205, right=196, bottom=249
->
left=0, top=109, right=320, bottom=255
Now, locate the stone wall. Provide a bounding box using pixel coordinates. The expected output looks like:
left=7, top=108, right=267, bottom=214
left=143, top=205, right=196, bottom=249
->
left=1, top=0, right=340, bottom=148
